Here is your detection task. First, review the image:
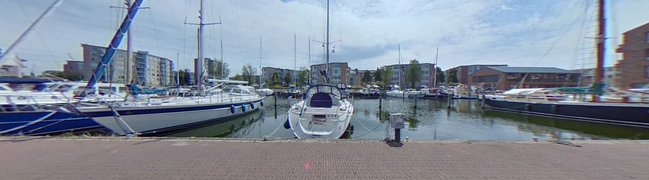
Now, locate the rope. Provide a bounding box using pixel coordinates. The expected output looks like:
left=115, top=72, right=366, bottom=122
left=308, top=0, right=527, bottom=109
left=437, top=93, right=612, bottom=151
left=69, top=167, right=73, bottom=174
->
left=0, top=111, right=55, bottom=134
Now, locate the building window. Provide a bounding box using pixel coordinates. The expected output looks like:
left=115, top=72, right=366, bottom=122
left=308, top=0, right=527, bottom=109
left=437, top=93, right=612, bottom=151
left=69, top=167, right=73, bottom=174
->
left=646, top=49, right=649, bottom=60
left=646, top=31, right=649, bottom=43
left=646, top=66, right=649, bottom=78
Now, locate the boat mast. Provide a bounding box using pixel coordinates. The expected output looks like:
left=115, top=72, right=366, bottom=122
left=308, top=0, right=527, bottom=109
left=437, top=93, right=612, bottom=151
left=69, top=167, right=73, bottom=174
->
left=433, top=47, right=438, bottom=88
left=308, top=36, right=311, bottom=85
left=187, top=0, right=220, bottom=92
left=325, top=0, right=330, bottom=83
left=592, top=0, right=605, bottom=101
left=398, top=44, right=401, bottom=88
left=197, top=0, right=205, bottom=90
left=259, top=36, right=264, bottom=89
left=294, top=33, right=297, bottom=86
left=125, top=0, right=132, bottom=84
left=86, top=0, right=144, bottom=90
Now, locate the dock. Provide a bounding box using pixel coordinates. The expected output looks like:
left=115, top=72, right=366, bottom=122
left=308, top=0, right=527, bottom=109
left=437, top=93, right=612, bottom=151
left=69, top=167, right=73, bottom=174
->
left=1, top=137, right=648, bottom=179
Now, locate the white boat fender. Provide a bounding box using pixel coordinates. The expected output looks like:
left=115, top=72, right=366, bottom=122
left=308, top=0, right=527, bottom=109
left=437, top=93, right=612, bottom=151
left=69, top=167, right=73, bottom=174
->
left=230, top=105, right=236, bottom=114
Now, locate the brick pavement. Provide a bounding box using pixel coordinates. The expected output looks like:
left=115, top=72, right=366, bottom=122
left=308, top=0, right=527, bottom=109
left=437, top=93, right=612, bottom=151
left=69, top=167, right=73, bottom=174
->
left=0, top=137, right=647, bottom=179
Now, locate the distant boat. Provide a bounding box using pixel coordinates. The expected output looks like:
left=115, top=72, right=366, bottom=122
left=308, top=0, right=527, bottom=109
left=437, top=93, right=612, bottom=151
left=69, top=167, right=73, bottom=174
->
left=358, top=85, right=380, bottom=98
left=483, top=0, right=649, bottom=128
left=255, top=88, right=273, bottom=96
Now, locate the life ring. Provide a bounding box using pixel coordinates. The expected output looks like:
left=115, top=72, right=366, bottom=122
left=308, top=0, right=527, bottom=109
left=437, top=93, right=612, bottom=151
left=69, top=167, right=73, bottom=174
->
left=230, top=105, right=236, bottom=114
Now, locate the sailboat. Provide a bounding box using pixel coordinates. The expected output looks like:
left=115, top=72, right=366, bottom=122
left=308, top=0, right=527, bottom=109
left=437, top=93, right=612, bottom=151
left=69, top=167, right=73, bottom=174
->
left=483, top=0, right=649, bottom=128
left=75, top=0, right=263, bottom=135
left=286, top=0, right=354, bottom=139
left=255, top=36, right=273, bottom=96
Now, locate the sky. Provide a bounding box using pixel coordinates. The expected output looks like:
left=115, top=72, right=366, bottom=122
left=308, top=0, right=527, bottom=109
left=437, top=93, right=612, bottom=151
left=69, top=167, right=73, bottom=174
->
left=1, top=0, right=649, bottom=77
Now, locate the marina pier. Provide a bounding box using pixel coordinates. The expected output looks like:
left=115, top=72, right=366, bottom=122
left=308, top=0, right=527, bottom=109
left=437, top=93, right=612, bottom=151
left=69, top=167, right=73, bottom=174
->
left=1, top=137, right=647, bottom=179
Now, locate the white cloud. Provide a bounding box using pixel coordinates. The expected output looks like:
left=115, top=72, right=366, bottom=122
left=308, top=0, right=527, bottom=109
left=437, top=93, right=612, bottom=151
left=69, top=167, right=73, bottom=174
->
left=1, top=0, right=648, bottom=77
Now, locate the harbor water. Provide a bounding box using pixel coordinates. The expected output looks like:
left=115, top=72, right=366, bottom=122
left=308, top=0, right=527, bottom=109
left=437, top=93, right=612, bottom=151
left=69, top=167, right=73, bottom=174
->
left=163, top=96, right=649, bottom=140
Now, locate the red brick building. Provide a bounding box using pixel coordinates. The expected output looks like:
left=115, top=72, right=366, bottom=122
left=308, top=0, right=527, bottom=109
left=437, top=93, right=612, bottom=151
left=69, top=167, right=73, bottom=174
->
left=615, top=22, right=649, bottom=88
left=469, top=67, right=580, bottom=90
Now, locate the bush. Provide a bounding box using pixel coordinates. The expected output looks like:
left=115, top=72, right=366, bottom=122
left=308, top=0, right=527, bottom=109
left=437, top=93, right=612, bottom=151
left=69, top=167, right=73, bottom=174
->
left=269, top=85, right=283, bottom=89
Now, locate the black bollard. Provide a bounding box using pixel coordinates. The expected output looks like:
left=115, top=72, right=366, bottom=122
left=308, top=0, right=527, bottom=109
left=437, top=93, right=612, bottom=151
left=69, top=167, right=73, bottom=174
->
left=379, top=97, right=382, bottom=111
left=395, top=129, right=401, bottom=143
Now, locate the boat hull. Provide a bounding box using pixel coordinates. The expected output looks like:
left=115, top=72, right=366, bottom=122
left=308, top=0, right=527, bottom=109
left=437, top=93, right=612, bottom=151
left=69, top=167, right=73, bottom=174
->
left=0, top=110, right=102, bottom=135
left=484, top=97, right=649, bottom=128
left=287, top=101, right=354, bottom=139
left=79, top=99, right=263, bottom=135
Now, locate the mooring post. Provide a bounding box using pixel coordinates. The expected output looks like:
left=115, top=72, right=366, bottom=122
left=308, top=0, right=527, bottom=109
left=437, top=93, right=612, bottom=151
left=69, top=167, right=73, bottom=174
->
left=481, top=95, right=486, bottom=109
left=378, top=97, right=382, bottom=112
left=414, top=94, right=418, bottom=109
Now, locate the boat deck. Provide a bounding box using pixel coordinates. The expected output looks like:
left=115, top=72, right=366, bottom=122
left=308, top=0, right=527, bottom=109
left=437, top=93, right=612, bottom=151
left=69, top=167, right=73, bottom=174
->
left=1, top=137, right=648, bottom=179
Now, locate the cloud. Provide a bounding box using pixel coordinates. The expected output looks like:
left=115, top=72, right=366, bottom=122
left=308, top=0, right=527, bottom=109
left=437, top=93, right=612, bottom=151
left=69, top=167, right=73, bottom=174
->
left=1, top=0, right=648, bottom=77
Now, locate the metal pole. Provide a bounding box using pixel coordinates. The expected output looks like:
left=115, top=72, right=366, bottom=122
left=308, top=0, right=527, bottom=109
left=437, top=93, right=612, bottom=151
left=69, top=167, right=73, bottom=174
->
left=325, top=0, right=330, bottom=80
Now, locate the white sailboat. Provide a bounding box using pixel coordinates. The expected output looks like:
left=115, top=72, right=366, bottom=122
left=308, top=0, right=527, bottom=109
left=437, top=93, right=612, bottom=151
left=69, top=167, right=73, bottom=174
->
left=286, top=0, right=354, bottom=139
left=255, top=36, right=273, bottom=96
left=75, top=0, right=263, bottom=135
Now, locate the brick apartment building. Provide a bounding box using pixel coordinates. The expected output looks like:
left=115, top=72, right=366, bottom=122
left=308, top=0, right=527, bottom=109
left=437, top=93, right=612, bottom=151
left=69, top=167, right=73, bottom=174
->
left=615, top=22, right=649, bottom=88
left=469, top=66, right=580, bottom=90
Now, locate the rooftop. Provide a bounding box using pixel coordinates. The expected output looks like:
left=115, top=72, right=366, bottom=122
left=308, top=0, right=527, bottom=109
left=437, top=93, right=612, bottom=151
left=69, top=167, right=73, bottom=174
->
left=488, top=66, right=578, bottom=74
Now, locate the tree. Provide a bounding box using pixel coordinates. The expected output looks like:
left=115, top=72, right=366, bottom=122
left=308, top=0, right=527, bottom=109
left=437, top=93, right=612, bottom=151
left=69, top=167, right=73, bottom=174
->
left=379, top=66, right=392, bottom=88
left=435, top=67, right=445, bottom=86
left=271, top=72, right=281, bottom=85
left=373, top=68, right=383, bottom=82
left=177, top=70, right=190, bottom=85
left=446, top=68, right=458, bottom=83
left=405, top=59, right=422, bottom=89
left=241, top=64, right=257, bottom=85
left=362, top=71, right=373, bottom=85
left=297, top=67, right=309, bottom=86
left=210, top=60, right=230, bottom=79
left=42, top=70, right=83, bottom=81
left=283, top=72, right=292, bottom=86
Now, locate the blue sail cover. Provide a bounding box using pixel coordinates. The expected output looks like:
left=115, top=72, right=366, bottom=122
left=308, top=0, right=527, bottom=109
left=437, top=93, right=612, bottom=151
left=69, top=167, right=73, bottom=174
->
left=85, top=0, right=144, bottom=90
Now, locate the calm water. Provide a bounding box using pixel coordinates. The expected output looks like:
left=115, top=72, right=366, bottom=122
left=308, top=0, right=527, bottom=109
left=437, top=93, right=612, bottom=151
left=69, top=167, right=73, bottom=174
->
left=165, top=96, right=649, bottom=140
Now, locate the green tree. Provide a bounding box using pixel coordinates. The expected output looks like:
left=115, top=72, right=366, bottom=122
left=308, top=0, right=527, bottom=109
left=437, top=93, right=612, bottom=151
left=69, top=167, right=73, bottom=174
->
left=362, top=71, right=373, bottom=85
left=283, top=72, right=292, bottom=86
left=405, top=59, right=422, bottom=89
left=435, top=67, right=445, bottom=86
left=207, top=60, right=230, bottom=79
left=446, top=68, right=458, bottom=83
left=42, top=70, right=83, bottom=81
left=379, top=66, right=393, bottom=88
left=271, top=72, right=281, bottom=85
left=231, top=74, right=244, bottom=81
left=297, top=67, right=309, bottom=86
left=373, top=68, right=382, bottom=82
left=241, top=64, right=257, bottom=85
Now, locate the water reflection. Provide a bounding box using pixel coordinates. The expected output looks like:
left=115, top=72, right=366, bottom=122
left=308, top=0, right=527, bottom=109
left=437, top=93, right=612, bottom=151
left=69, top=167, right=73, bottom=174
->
left=164, top=96, right=649, bottom=140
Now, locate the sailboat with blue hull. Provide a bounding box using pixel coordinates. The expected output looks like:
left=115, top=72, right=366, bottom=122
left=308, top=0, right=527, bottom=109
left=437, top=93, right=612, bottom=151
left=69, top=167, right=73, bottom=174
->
left=0, top=0, right=104, bottom=136
left=76, top=0, right=263, bottom=135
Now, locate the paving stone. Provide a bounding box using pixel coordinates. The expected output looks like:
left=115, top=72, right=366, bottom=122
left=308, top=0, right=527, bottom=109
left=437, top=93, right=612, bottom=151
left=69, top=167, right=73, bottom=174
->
left=0, top=137, right=648, bottom=179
